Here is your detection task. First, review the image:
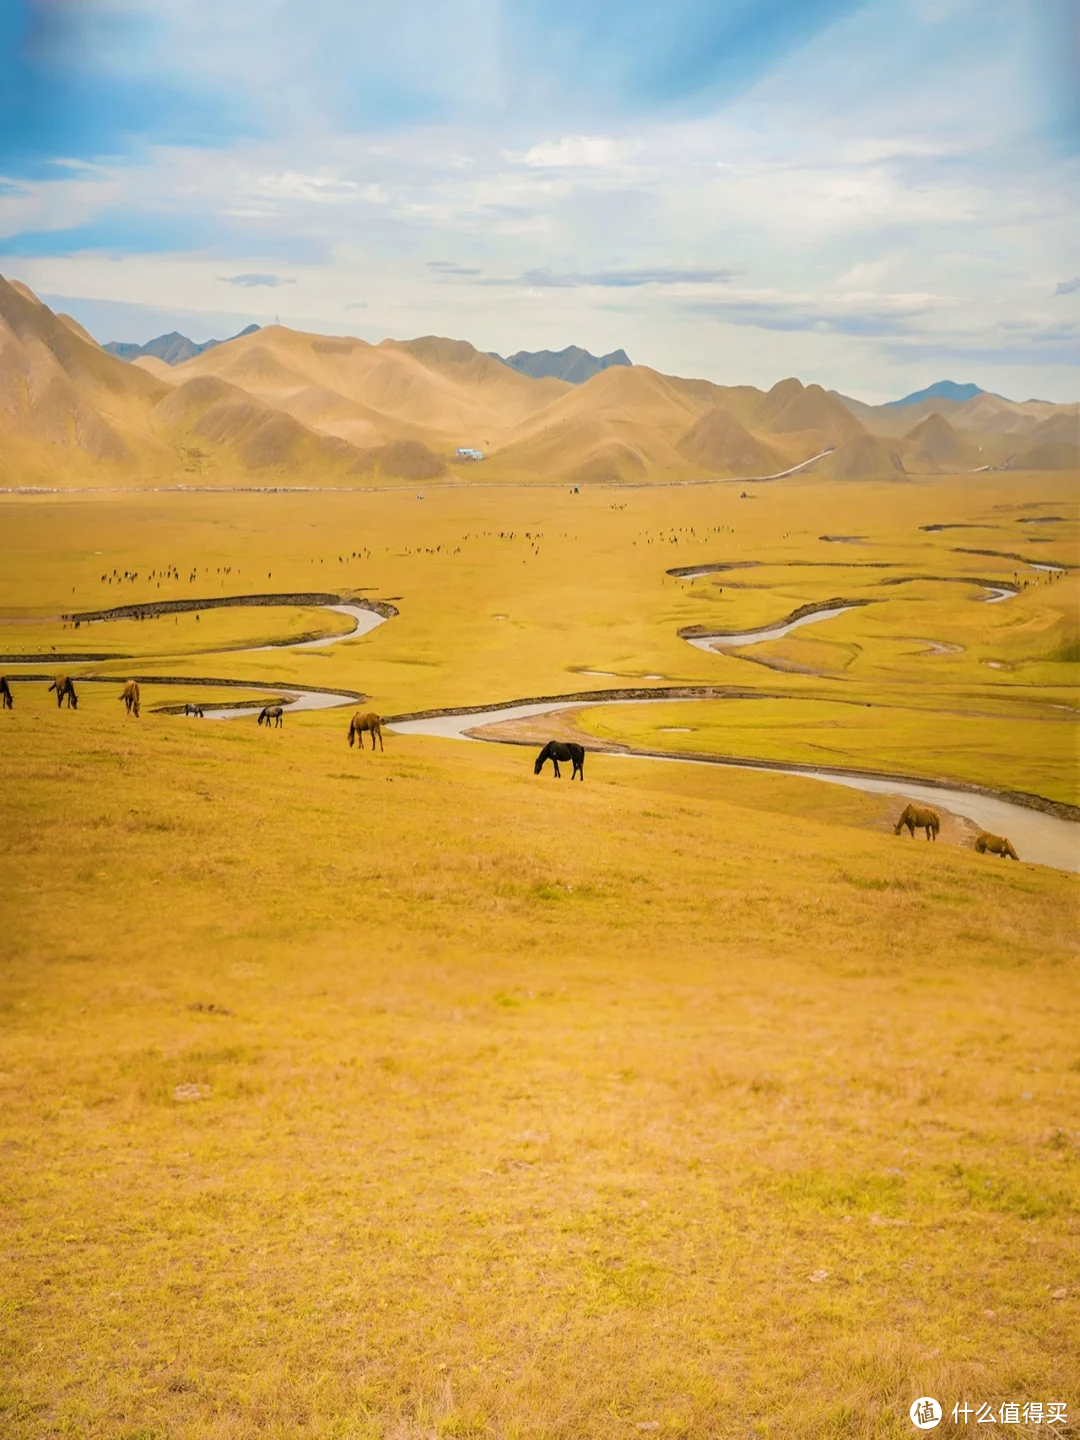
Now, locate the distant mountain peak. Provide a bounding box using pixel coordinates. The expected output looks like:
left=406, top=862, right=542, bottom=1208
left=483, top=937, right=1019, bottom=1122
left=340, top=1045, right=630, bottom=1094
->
left=490, top=345, right=632, bottom=384
left=885, top=380, right=993, bottom=408
left=104, top=324, right=260, bottom=366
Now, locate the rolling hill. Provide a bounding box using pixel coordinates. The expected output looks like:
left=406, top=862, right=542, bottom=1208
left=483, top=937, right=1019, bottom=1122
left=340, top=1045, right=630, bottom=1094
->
left=1, top=273, right=1075, bottom=487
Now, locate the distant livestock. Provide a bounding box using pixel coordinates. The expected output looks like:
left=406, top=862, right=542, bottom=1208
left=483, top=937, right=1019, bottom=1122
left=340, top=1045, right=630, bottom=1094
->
left=348, top=711, right=384, bottom=751
left=975, top=832, right=1019, bottom=861
left=48, top=675, right=78, bottom=709
left=0, top=677, right=12, bottom=709
left=534, top=740, right=585, bottom=781
left=894, top=803, right=939, bottom=841
left=120, top=680, right=141, bottom=717
left=184, top=703, right=205, bottom=718
left=258, top=705, right=284, bottom=728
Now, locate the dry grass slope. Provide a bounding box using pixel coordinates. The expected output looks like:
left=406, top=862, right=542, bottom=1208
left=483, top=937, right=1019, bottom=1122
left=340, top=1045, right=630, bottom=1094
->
left=0, top=473, right=1077, bottom=1436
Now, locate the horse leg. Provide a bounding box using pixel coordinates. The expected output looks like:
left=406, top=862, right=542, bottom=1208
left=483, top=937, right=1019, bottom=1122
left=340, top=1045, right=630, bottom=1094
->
left=552, top=759, right=560, bottom=778
left=377, top=727, right=383, bottom=751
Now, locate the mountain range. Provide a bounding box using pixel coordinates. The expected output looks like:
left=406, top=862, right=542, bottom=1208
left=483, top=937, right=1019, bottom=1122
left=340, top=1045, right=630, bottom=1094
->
left=1, top=274, right=1075, bottom=488
left=885, top=380, right=990, bottom=408
left=491, top=345, right=632, bottom=384
left=104, top=324, right=261, bottom=366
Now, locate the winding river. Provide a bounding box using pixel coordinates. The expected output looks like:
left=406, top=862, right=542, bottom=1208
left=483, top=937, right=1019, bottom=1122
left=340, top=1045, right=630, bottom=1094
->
left=387, top=698, right=1078, bottom=874
left=11, top=588, right=1075, bottom=871
left=243, top=603, right=386, bottom=652
left=684, top=604, right=859, bottom=650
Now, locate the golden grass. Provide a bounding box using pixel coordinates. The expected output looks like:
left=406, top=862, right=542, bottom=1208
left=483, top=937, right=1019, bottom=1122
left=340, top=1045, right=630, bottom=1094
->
left=575, top=697, right=1079, bottom=806
left=0, top=471, right=1077, bottom=1437
left=1, top=701, right=1078, bottom=1439
left=0, top=472, right=1074, bottom=792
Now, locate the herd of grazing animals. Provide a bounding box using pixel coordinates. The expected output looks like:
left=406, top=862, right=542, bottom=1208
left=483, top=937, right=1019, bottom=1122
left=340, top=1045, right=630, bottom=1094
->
left=0, top=675, right=1024, bottom=862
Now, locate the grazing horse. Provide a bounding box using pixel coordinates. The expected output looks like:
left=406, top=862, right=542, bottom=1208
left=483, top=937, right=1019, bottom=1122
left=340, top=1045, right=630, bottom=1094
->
left=975, top=831, right=1019, bottom=860
left=0, top=676, right=12, bottom=709
left=183, top=702, right=205, bottom=718
left=534, top=740, right=585, bottom=781
left=258, top=705, right=284, bottom=728
left=894, top=803, right=939, bottom=841
left=348, top=711, right=384, bottom=750
left=120, top=680, right=140, bottom=717
left=48, top=674, right=78, bottom=709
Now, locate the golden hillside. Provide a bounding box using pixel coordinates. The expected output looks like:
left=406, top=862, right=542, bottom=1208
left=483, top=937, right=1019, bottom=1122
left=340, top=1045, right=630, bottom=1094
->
left=2, top=273, right=1075, bottom=487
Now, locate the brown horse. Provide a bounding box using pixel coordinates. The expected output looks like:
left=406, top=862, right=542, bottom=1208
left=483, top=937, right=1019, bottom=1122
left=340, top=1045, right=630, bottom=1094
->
left=258, top=705, right=284, bottom=728
left=120, top=680, right=140, bottom=717
left=975, top=832, right=1019, bottom=860
left=0, top=676, right=12, bottom=709
left=348, top=711, right=384, bottom=750
left=48, top=674, right=78, bottom=709
left=894, top=803, right=939, bottom=841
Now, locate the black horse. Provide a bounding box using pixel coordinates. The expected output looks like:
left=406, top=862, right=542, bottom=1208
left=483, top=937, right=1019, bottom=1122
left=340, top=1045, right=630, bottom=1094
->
left=0, top=676, right=12, bottom=709
left=183, top=702, right=205, bottom=718
left=258, top=705, right=284, bottom=728
left=534, top=740, right=585, bottom=780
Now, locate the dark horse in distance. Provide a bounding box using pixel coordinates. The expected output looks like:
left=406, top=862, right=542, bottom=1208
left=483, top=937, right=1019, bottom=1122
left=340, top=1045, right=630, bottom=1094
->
left=258, top=705, right=284, bottom=728
left=0, top=676, right=12, bottom=709
left=534, top=741, right=585, bottom=781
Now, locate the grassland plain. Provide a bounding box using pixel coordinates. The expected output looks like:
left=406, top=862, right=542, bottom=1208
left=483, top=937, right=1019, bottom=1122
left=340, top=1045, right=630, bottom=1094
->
left=1, top=701, right=1078, bottom=1440
left=0, top=469, right=1078, bottom=1438
left=0, top=471, right=1075, bottom=797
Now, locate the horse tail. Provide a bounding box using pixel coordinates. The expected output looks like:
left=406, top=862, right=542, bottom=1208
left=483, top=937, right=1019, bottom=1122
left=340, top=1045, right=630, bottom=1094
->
left=347, top=720, right=355, bottom=747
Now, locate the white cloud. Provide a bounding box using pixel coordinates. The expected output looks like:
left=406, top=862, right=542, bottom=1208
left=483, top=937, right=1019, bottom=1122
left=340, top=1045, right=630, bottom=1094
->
left=521, top=136, right=637, bottom=168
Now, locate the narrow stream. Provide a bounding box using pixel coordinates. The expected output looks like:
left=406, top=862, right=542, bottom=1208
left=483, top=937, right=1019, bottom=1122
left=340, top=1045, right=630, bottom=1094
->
left=243, top=604, right=386, bottom=652
left=685, top=605, right=858, bottom=650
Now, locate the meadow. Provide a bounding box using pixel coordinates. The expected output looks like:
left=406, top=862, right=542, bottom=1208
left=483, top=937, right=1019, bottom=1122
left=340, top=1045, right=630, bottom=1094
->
left=0, top=469, right=1077, bottom=1438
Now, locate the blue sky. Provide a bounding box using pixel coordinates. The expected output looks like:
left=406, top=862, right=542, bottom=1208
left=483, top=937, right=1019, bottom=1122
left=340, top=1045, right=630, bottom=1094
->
left=1, top=0, right=1077, bottom=401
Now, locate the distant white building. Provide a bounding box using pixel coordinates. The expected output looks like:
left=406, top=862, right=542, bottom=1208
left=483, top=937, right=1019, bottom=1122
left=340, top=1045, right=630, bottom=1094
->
left=456, top=447, right=484, bottom=461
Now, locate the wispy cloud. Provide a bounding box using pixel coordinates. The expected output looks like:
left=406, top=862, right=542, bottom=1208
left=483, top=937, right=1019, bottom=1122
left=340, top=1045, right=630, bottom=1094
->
left=428, top=260, right=481, bottom=276
left=682, top=292, right=936, bottom=338
left=477, top=266, right=736, bottom=289
left=1, top=1, right=1077, bottom=402
left=521, top=136, right=639, bottom=168
left=219, top=272, right=295, bottom=287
